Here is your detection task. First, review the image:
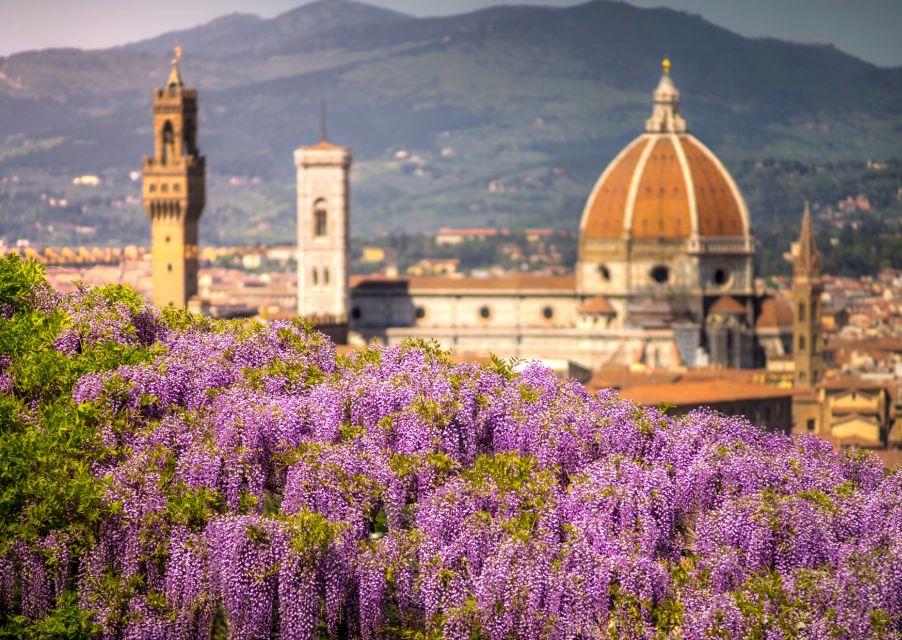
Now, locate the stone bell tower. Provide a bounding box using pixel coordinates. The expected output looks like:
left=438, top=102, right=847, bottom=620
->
left=792, top=202, right=823, bottom=388
left=142, top=49, right=205, bottom=309
left=294, top=120, right=351, bottom=322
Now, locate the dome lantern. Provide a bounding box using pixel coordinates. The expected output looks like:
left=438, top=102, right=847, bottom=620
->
left=646, top=58, right=686, bottom=134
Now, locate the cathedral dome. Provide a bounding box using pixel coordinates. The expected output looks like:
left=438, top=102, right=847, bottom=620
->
left=580, top=62, right=750, bottom=241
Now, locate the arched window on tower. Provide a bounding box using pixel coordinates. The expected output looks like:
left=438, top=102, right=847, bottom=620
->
left=161, top=121, right=175, bottom=165
left=324, top=267, right=330, bottom=286
left=312, top=267, right=319, bottom=288
left=314, top=199, right=328, bottom=237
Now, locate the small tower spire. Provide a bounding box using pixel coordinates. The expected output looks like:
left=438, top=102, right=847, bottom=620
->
left=167, top=46, right=184, bottom=89
left=794, top=201, right=822, bottom=279
left=645, top=57, right=687, bottom=134
left=791, top=201, right=823, bottom=389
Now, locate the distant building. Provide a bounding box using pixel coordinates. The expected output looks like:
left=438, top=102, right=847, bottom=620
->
left=294, top=137, right=351, bottom=324
left=142, top=52, right=205, bottom=309
left=347, top=61, right=792, bottom=371
left=435, top=228, right=506, bottom=246
left=621, top=380, right=792, bottom=434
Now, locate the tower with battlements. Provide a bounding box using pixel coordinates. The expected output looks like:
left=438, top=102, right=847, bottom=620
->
left=142, top=51, right=205, bottom=309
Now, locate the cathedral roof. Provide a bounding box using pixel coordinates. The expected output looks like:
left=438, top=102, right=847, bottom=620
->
left=756, top=297, right=793, bottom=330
left=351, top=274, right=575, bottom=293
left=580, top=295, right=615, bottom=315
left=709, top=296, right=746, bottom=315
left=620, top=379, right=792, bottom=407
left=579, top=61, right=750, bottom=242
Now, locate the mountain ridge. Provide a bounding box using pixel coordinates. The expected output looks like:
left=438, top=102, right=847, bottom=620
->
left=0, top=0, right=899, bottom=243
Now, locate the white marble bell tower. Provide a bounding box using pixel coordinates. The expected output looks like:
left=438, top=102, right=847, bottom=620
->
left=294, top=133, right=352, bottom=322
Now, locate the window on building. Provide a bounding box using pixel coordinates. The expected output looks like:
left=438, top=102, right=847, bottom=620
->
left=312, top=267, right=318, bottom=287
left=798, top=303, right=806, bottom=322
left=323, top=267, right=330, bottom=286
left=651, top=265, right=669, bottom=284
left=799, top=335, right=806, bottom=352
left=415, top=307, right=426, bottom=320
left=806, top=419, right=815, bottom=432
left=598, top=265, right=611, bottom=282
left=161, top=121, right=175, bottom=164
left=543, top=306, right=554, bottom=320
left=713, top=268, right=730, bottom=286
left=351, top=306, right=362, bottom=320
left=314, top=199, right=328, bottom=237
left=479, top=306, right=491, bottom=319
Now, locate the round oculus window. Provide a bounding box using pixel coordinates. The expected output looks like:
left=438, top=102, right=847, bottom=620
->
left=713, top=267, right=730, bottom=287
left=415, top=306, right=426, bottom=319
left=651, top=265, right=669, bottom=284
left=479, top=306, right=491, bottom=319
left=598, top=265, right=611, bottom=282
left=542, top=306, right=554, bottom=320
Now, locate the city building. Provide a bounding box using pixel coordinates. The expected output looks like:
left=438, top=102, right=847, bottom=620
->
left=347, top=61, right=792, bottom=371
left=142, top=51, right=206, bottom=310
left=294, top=138, right=352, bottom=323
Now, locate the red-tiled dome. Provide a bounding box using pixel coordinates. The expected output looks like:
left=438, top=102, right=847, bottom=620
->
left=580, top=64, right=750, bottom=242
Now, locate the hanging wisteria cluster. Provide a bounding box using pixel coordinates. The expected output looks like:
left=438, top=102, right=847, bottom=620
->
left=0, top=255, right=899, bottom=639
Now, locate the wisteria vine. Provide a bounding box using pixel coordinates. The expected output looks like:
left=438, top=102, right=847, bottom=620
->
left=0, top=255, right=899, bottom=639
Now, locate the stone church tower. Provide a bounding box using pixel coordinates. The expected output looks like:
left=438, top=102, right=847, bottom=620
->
left=792, top=202, right=823, bottom=388
left=142, top=52, right=205, bottom=309
left=294, top=135, right=352, bottom=321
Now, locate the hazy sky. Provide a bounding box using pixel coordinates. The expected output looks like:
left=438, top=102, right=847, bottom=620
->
left=1, top=0, right=900, bottom=67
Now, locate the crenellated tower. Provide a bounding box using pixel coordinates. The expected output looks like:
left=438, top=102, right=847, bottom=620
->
left=142, top=50, right=205, bottom=309
left=791, top=202, right=823, bottom=388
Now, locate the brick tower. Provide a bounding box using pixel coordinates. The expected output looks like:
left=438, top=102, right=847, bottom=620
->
left=791, top=202, right=823, bottom=388
left=294, top=127, right=351, bottom=322
left=142, top=50, right=205, bottom=309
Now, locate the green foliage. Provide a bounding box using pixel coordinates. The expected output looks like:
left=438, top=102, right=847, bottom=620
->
left=0, top=255, right=46, bottom=308
left=0, top=259, right=178, bottom=635
left=281, top=509, right=344, bottom=568
left=167, top=486, right=226, bottom=529
left=0, top=591, right=97, bottom=640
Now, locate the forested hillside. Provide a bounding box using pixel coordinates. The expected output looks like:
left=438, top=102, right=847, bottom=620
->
left=0, top=0, right=900, bottom=241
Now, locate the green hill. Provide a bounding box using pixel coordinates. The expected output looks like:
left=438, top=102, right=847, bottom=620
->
left=0, top=0, right=899, bottom=243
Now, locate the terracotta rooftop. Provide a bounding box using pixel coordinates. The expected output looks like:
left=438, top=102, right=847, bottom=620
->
left=580, top=295, right=616, bottom=315
left=756, top=297, right=793, bottom=330
left=303, top=140, right=346, bottom=152
left=709, top=296, right=745, bottom=315
left=350, top=274, right=576, bottom=293
left=818, top=376, right=892, bottom=391
left=620, top=379, right=792, bottom=407
left=581, top=134, right=747, bottom=241
left=587, top=366, right=765, bottom=393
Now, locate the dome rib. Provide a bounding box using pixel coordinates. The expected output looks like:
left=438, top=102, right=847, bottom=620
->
left=682, top=136, right=750, bottom=237
left=580, top=136, right=648, bottom=240
left=671, top=133, right=699, bottom=236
